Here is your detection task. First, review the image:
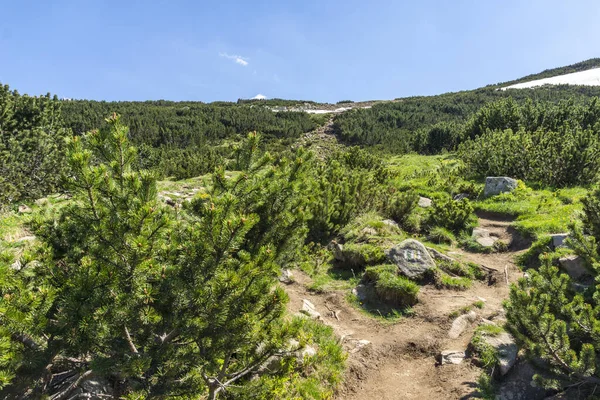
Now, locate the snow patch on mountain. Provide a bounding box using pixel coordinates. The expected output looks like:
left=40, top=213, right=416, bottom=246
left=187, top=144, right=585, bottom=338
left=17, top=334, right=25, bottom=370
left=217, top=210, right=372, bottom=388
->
left=502, top=67, right=600, bottom=90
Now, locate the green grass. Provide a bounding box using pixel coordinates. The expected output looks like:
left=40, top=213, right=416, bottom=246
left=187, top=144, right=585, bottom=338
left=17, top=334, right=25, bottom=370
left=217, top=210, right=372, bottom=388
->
left=363, top=265, right=420, bottom=308
left=434, top=270, right=472, bottom=291
left=338, top=243, right=386, bottom=270
left=157, top=174, right=211, bottom=198
left=0, top=212, right=27, bottom=243
left=386, top=154, right=587, bottom=240
left=343, top=264, right=419, bottom=320
left=427, top=226, right=457, bottom=245
left=449, top=300, right=485, bottom=319
left=470, top=324, right=505, bottom=371
left=345, top=291, right=412, bottom=322
left=474, top=185, right=587, bottom=239
left=337, top=212, right=405, bottom=243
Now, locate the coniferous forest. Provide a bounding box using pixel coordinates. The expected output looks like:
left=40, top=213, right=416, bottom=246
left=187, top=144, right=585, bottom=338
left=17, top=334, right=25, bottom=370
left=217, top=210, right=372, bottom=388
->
left=5, top=58, right=600, bottom=399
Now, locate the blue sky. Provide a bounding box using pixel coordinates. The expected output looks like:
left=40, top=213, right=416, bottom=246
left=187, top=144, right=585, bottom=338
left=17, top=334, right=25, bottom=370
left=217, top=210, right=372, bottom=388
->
left=1, top=0, right=599, bottom=102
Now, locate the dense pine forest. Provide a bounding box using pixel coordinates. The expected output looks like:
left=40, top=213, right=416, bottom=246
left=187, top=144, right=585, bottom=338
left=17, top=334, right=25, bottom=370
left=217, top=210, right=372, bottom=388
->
left=5, top=59, right=600, bottom=399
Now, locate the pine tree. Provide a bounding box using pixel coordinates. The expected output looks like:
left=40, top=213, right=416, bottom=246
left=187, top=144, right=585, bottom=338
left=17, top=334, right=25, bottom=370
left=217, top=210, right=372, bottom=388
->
left=505, top=188, right=600, bottom=392
left=0, top=85, right=69, bottom=205
left=0, top=119, right=322, bottom=398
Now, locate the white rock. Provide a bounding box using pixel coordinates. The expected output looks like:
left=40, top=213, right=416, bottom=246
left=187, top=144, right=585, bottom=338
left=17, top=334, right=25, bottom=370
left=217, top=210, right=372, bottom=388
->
left=439, top=350, right=466, bottom=365
left=18, top=204, right=32, bottom=214
left=352, top=284, right=369, bottom=302
left=472, top=228, right=497, bottom=248
left=279, top=269, right=294, bottom=284
left=350, top=339, right=372, bottom=354
left=300, top=299, right=321, bottom=320
left=382, top=219, right=399, bottom=229
left=448, top=311, right=478, bottom=339
left=418, top=196, right=433, bottom=208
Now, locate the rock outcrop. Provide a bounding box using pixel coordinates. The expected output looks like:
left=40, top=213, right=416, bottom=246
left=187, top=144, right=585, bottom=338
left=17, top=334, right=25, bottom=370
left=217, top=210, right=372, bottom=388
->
left=484, top=177, right=518, bottom=197
left=385, top=239, right=436, bottom=279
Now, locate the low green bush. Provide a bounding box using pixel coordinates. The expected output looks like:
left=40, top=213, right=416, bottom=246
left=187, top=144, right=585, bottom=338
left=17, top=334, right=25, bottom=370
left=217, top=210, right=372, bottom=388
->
left=363, top=265, right=419, bottom=307
left=382, top=190, right=419, bottom=229
left=516, top=236, right=552, bottom=269
left=340, top=243, right=386, bottom=269
left=427, top=226, right=456, bottom=245
left=434, top=270, right=472, bottom=290
left=470, top=324, right=504, bottom=370
left=428, top=197, right=476, bottom=234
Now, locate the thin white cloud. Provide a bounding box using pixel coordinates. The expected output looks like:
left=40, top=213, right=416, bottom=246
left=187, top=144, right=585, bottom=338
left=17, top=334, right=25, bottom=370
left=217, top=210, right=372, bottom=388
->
left=219, top=52, right=249, bottom=66
left=252, top=94, right=267, bottom=100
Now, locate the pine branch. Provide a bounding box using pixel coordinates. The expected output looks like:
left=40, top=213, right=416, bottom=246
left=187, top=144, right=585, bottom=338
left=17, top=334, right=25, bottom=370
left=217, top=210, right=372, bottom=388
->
left=49, top=369, right=92, bottom=400
left=124, top=325, right=139, bottom=354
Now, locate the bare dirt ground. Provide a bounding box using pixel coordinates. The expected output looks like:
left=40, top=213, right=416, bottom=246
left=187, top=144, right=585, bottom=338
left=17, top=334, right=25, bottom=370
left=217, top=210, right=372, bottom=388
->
left=284, top=215, right=528, bottom=400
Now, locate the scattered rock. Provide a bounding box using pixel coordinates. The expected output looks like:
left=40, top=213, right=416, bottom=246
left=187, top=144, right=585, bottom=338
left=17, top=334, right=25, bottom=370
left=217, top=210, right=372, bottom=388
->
left=360, top=227, right=378, bottom=236
left=426, top=247, right=455, bottom=263
left=382, top=219, right=399, bottom=229
left=286, top=339, right=317, bottom=364
left=438, top=350, right=466, bottom=365
left=489, top=309, right=508, bottom=324
left=472, top=228, right=497, bottom=248
left=16, top=235, right=36, bottom=242
left=453, top=193, right=469, bottom=201
left=329, top=241, right=345, bottom=262
left=572, top=282, right=591, bottom=292
left=550, top=233, right=569, bottom=250
left=300, top=299, right=321, bottom=320
left=483, top=331, right=518, bottom=375
left=297, top=345, right=317, bottom=360
left=80, top=378, right=111, bottom=396
left=484, top=177, right=518, bottom=197
left=496, top=359, right=547, bottom=400
left=448, top=311, right=478, bottom=339
left=386, top=239, right=436, bottom=279
left=418, top=196, right=433, bottom=208
left=10, top=260, right=22, bottom=271
left=558, top=255, right=589, bottom=280
left=349, top=339, right=372, bottom=354
left=18, top=204, right=32, bottom=214
left=279, top=269, right=294, bottom=284
left=34, top=197, right=49, bottom=206
left=352, top=284, right=369, bottom=302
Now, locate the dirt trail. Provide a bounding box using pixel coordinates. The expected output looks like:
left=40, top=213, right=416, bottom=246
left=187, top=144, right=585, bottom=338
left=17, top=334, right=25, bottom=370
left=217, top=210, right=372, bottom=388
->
left=284, top=215, right=527, bottom=400
left=295, top=117, right=341, bottom=159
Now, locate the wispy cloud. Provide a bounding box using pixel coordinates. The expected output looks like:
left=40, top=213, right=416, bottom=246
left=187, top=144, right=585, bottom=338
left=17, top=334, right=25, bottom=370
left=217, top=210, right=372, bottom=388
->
left=219, top=52, right=249, bottom=66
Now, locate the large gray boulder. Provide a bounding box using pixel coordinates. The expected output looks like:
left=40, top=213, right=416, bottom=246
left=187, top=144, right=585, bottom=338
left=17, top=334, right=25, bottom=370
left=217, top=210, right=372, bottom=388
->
left=484, top=177, right=518, bottom=197
left=385, top=239, right=436, bottom=279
